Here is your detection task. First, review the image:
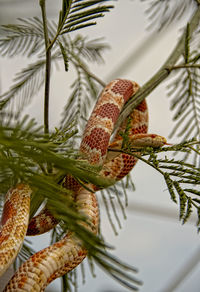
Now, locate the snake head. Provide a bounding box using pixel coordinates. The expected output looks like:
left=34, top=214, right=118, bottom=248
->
left=129, top=134, right=168, bottom=148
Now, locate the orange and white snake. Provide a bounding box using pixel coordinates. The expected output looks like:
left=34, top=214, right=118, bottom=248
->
left=0, top=79, right=166, bottom=291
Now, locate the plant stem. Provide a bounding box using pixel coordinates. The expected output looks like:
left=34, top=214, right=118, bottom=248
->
left=114, top=6, right=200, bottom=131
left=48, top=0, right=73, bottom=52
left=167, top=64, right=200, bottom=70
left=77, top=61, right=106, bottom=87
left=71, top=58, right=106, bottom=87
left=44, top=49, right=51, bottom=135
left=40, top=0, right=51, bottom=135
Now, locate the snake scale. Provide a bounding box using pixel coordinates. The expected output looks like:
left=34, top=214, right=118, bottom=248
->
left=0, top=79, right=166, bottom=291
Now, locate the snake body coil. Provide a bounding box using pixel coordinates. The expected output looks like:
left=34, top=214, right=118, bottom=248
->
left=0, top=79, right=159, bottom=291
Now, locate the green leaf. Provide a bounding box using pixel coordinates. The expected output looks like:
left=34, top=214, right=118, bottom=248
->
left=61, top=21, right=97, bottom=34
left=164, top=173, right=177, bottom=203
left=184, top=23, right=190, bottom=63
left=0, top=17, right=44, bottom=57
left=196, top=208, right=200, bottom=228
left=59, top=0, right=114, bottom=35
left=59, top=41, right=69, bottom=71
left=0, top=58, right=46, bottom=114
left=182, top=197, right=193, bottom=224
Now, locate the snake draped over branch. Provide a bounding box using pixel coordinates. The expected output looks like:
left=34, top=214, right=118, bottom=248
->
left=0, top=79, right=167, bottom=291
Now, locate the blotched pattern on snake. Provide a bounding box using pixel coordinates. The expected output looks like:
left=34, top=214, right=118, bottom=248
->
left=0, top=79, right=166, bottom=291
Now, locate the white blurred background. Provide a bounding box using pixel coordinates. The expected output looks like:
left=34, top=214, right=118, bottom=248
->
left=0, top=1, right=200, bottom=292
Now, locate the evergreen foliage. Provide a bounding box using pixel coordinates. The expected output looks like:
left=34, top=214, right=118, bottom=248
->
left=1, top=0, right=200, bottom=291
left=141, top=0, right=197, bottom=31
left=108, top=139, right=200, bottom=231
left=167, top=24, right=200, bottom=164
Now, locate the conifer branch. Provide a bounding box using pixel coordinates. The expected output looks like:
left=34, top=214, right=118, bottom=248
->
left=1, top=1, right=200, bottom=291
left=48, top=0, right=113, bottom=51
left=115, top=6, right=200, bottom=131
left=108, top=140, right=200, bottom=229
left=166, top=20, right=200, bottom=164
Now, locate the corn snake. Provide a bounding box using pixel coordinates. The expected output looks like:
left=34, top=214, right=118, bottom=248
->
left=0, top=79, right=166, bottom=291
